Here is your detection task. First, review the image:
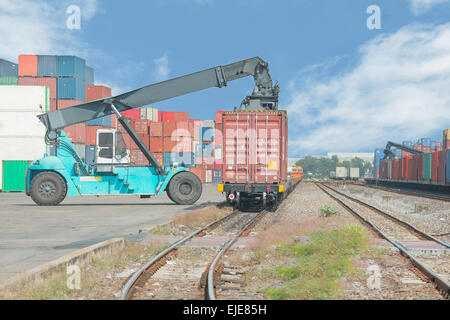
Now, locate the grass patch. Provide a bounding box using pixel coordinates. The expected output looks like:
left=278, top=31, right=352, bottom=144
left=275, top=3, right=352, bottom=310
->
left=320, top=205, right=339, bottom=217
left=263, top=226, right=368, bottom=300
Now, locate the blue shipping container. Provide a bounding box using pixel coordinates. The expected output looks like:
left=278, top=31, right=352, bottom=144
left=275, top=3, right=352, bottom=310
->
left=431, top=140, right=437, bottom=150
left=163, top=153, right=176, bottom=167
left=86, top=145, right=96, bottom=166
left=0, top=59, right=18, bottom=77
left=57, top=56, right=86, bottom=79
left=374, top=148, right=384, bottom=168
left=202, top=143, right=213, bottom=157
left=195, top=144, right=203, bottom=157
left=175, top=152, right=195, bottom=167
left=85, top=66, right=94, bottom=85
left=402, top=141, right=413, bottom=148
left=57, top=77, right=86, bottom=100
left=200, top=127, right=214, bottom=142
left=421, top=138, right=431, bottom=147
left=86, top=115, right=112, bottom=127
left=393, top=149, right=402, bottom=159
left=37, top=55, right=57, bottom=77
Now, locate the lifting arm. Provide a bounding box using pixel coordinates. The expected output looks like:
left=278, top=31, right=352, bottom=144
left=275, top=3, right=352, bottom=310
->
left=383, top=141, right=424, bottom=159
left=38, top=57, right=279, bottom=131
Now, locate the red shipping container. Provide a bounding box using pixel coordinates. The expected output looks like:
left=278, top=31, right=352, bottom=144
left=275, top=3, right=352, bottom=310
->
left=416, top=154, right=424, bottom=181
left=215, top=123, right=223, bottom=146
left=50, top=99, right=57, bottom=112
left=422, top=146, right=431, bottom=153
left=172, top=137, right=193, bottom=153
left=215, top=110, right=223, bottom=124
left=18, top=55, right=38, bottom=77
left=175, top=121, right=191, bottom=137
left=392, top=159, right=401, bottom=180
left=435, top=141, right=442, bottom=148
left=189, top=167, right=206, bottom=183
left=149, top=122, right=163, bottom=137
left=130, top=149, right=148, bottom=166
left=431, top=151, right=439, bottom=182
left=153, top=152, right=163, bottom=166
left=444, top=139, right=450, bottom=150
left=214, top=163, right=221, bottom=170
left=86, top=85, right=112, bottom=102
left=150, top=137, right=163, bottom=153
left=162, top=137, right=178, bottom=153
left=18, top=77, right=57, bottom=99
left=221, top=111, right=287, bottom=184
left=65, top=123, right=86, bottom=143
left=401, top=157, right=411, bottom=180
left=173, top=112, right=189, bottom=122
left=161, top=111, right=175, bottom=122
left=163, top=121, right=177, bottom=137
left=58, top=99, right=84, bottom=109
left=438, top=150, right=446, bottom=183
left=85, top=126, right=103, bottom=145
left=121, top=109, right=140, bottom=119
left=128, top=119, right=149, bottom=134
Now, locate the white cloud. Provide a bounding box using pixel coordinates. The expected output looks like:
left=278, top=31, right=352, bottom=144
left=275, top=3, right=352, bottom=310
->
left=0, top=0, right=100, bottom=62
left=409, top=0, right=449, bottom=15
left=286, top=23, right=450, bottom=156
left=153, top=54, right=170, bottom=81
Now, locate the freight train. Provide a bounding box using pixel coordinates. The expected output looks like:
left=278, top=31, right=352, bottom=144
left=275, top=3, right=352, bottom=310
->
left=217, top=110, right=297, bottom=211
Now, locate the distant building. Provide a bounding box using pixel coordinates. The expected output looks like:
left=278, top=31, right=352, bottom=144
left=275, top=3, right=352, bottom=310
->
left=327, top=152, right=373, bottom=163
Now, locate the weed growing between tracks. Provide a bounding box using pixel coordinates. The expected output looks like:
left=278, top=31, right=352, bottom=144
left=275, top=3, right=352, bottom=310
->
left=248, top=226, right=370, bottom=300
left=0, top=241, right=170, bottom=300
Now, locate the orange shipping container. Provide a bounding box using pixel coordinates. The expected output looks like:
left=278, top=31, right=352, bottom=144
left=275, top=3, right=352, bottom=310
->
left=18, top=55, right=38, bottom=77
left=85, top=126, right=103, bottom=145
left=150, top=137, right=163, bottom=153
left=163, top=121, right=177, bottom=137
left=65, top=123, right=86, bottom=144
left=189, top=167, right=206, bottom=183
left=58, top=99, right=84, bottom=109
left=149, top=122, right=163, bottom=137
left=162, top=137, right=178, bottom=153
left=86, top=85, right=112, bottom=102
left=173, top=111, right=189, bottom=122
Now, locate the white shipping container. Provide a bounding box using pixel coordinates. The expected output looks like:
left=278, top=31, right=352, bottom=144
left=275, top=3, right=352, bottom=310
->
left=0, top=86, right=49, bottom=184
left=202, top=120, right=215, bottom=127
left=335, top=167, right=348, bottom=179
left=214, top=146, right=222, bottom=161
left=349, top=168, right=360, bottom=179
left=140, top=107, right=158, bottom=121
left=205, top=170, right=213, bottom=183
left=0, top=86, right=49, bottom=137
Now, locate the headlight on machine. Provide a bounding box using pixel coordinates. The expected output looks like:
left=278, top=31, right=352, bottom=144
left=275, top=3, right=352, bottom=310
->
left=218, top=184, right=224, bottom=192
left=279, top=185, right=284, bottom=193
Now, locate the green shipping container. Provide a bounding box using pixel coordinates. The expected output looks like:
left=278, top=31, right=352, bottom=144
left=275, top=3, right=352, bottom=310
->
left=2, top=160, right=31, bottom=192
left=423, top=153, right=432, bottom=181
left=0, top=76, right=18, bottom=85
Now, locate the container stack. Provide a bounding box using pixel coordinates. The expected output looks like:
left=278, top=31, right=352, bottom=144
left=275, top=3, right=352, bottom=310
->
left=373, top=148, right=384, bottom=178
left=0, top=58, right=18, bottom=85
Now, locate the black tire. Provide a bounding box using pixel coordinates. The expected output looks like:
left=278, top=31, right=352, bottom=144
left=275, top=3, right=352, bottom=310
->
left=167, top=171, right=202, bottom=205
left=166, top=188, right=175, bottom=202
left=30, top=172, right=67, bottom=206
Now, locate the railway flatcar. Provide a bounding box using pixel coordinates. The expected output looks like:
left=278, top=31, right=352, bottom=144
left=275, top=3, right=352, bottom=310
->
left=291, top=166, right=303, bottom=179
left=217, top=110, right=289, bottom=211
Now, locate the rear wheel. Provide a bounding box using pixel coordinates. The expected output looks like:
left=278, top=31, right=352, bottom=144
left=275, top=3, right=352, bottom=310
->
left=30, top=172, right=67, bottom=206
left=167, top=171, right=202, bottom=205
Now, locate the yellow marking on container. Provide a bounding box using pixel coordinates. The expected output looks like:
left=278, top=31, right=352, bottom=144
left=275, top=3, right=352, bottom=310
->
left=279, top=185, right=284, bottom=193
left=80, top=177, right=102, bottom=182
left=268, top=161, right=277, bottom=169
left=218, top=184, right=224, bottom=192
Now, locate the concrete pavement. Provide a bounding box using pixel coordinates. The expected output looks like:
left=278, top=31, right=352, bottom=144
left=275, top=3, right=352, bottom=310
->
left=0, top=184, right=223, bottom=283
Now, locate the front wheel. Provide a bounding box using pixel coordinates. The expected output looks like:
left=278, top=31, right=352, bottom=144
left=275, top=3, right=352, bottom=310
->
left=167, top=171, right=202, bottom=205
left=30, top=172, right=67, bottom=206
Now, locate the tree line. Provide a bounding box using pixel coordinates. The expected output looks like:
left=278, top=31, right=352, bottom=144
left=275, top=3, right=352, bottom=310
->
left=295, top=155, right=373, bottom=178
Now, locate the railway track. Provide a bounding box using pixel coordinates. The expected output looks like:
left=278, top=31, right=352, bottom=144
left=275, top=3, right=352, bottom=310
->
left=316, top=182, right=449, bottom=298
left=119, top=208, right=267, bottom=300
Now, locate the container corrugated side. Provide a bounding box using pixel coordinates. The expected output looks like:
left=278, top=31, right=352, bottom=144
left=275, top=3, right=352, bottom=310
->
left=57, top=56, right=86, bottom=79
left=2, top=160, right=31, bottom=192
left=0, top=76, right=18, bottom=85
left=57, top=77, right=86, bottom=100
left=37, top=55, right=57, bottom=77
left=0, top=59, right=18, bottom=77
left=85, top=66, right=94, bottom=85
left=424, top=153, right=432, bottom=181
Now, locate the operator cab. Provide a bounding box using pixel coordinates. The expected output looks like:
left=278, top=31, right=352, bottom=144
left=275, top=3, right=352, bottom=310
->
left=96, top=129, right=130, bottom=168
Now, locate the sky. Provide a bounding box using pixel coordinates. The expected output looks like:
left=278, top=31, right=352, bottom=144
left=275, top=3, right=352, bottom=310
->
left=0, top=0, right=450, bottom=157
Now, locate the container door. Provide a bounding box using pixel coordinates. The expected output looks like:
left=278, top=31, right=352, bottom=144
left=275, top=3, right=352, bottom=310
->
left=254, top=114, right=282, bottom=183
